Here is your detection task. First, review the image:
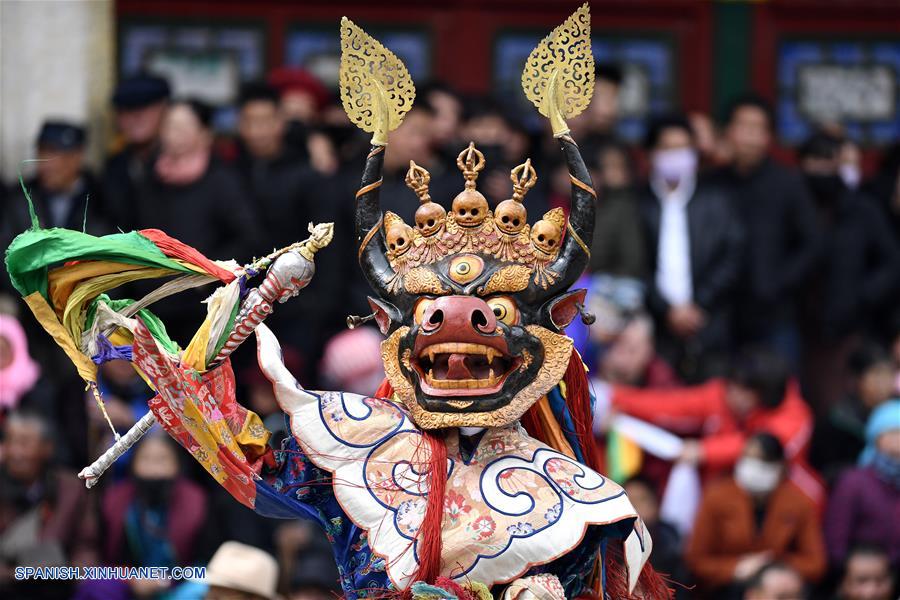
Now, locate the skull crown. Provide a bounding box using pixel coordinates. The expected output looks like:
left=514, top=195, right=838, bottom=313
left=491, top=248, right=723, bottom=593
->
left=381, top=141, right=582, bottom=274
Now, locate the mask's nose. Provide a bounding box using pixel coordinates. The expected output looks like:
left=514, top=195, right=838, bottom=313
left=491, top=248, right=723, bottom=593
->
left=419, top=295, right=497, bottom=335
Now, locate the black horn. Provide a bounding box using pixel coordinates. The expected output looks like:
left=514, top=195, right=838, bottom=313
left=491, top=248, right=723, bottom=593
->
left=355, top=145, right=415, bottom=316
left=524, top=135, right=596, bottom=304
left=355, top=145, right=396, bottom=298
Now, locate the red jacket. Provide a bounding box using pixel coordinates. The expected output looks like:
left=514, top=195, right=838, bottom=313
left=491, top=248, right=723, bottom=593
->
left=612, top=379, right=813, bottom=471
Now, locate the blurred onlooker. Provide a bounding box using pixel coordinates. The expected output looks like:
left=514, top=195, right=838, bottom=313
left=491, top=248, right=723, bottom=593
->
left=688, top=111, right=731, bottom=168
left=101, top=433, right=206, bottom=569
left=596, top=313, right=679, bottom=389
left=825, top=400, right=900, bottom=569
left=234, top=82, right=331, bottom=252
left=269, top=67, right=329, bottom=128
left=797, top=131, right=900, bottom=410
left=810, top=344, right=895, bottom=483
left=610, top=348, right=814, bottom=483
left=289, top=556, right=342, bottom=600
left=639, top=114, right=743, bottom=382
left=269, top=67, right=336, bottom=175
left=461, top=99, right=536, bottom=208
left=203, top=540, right=279, bottom=600
left=743, top=562, right=807, bottom=600
left=686, top=433, right=826, bottom=596
left=320, top=327, right=385, bottom=396
left=281, top=523, right=341, bottom=600
left=588, top=141, right=647, bottom=279
left=863, top=142, right=900, bottom=238
left=5, top=121, right=108, bottom=238
left=838, top=138, right=864, bottom=191
left=834, top=544, right=896, bottom=600
left=571, top=62, right=623, bottom=150
left=0, top=410, right=97, bottom=599
left=623, top=476, right=684, bottom=581
left=711, top=94, right=821, bottom=363
left=104, top=74, right=171, bottom=228
left=421, top=81, right=464, bottom=165
left=381, top=104, right=455, bottom=218
left=137, top=99, right=260, bottom=259
left=0, top=314, right=40, bottom=415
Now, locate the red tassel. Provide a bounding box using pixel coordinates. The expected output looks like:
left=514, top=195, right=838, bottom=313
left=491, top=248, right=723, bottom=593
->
left=434, top=576, right=476, bottom=600
left=415, top=429, right=448, bottom=586
left=562, top=350, right=603, bottom=474
left=520, top=401, right=546, bottom=442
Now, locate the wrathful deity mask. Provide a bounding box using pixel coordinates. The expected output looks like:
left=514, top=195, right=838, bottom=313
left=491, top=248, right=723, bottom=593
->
left=339, top=6, right=596, bottom=429
left=352, top=139, right=595, bottom=431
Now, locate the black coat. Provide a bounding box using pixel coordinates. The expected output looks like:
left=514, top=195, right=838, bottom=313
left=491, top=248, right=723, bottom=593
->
left=639, top=178, right=744, bottom=368
left=231, top=146, right=348, bottom=383
left=803, top=189, right=900, bottom=340
left=102, top=145, right=155, bottom=231
left=135, top=158, right=261, bottom=262
left=132, top=159, right=262, bottom=345
left=4, top=171, right=110, bottom=236
left=710, top=159, right=823, bottom=338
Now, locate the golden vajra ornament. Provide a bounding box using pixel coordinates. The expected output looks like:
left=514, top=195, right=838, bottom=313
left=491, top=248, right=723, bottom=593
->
left=339, top=16, right=416, bottom=145
left=521, top=2, right=595, bottom=137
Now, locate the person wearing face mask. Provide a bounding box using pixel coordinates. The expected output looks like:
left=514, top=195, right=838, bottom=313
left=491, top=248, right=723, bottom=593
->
left=825, top=400, right=900, bottom=571
left=639, top=114, right=744, bottom=382
left=839, top=139, right=864, bottom=191
left=797, top=132, right=900, bottom=412
left=686, top=433, right=826, bottom=598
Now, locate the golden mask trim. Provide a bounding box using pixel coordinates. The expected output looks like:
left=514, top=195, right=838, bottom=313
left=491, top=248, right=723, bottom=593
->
left=477, top=264, right=532, bottom=295
left=403, top=267, right=449, bottom=295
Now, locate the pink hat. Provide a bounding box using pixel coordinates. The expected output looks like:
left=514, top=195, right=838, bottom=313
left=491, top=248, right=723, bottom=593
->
left=0, top=314, right=40, bottom=409
left=320, top=327, right=384, bottom=395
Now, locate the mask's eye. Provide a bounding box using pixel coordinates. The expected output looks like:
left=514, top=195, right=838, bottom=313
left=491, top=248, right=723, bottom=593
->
left=486, top=296, right=518, bottom=326
left=414, top=298, right=435, bottom=324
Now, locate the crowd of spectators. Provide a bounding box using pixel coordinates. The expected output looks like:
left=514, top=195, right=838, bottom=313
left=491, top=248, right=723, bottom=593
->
left=0, top=59, right=898, bottom=600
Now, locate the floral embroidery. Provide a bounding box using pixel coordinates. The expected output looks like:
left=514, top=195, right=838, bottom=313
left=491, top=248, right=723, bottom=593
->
left=444, top=490, right=472, bottom=524
left=544, top=502, right=561, bottom=522
left=507, top=522, right=535, bottom=536
left=469, top=515, right=496, bottom=540
left=397, top=499, right=427, bottom=534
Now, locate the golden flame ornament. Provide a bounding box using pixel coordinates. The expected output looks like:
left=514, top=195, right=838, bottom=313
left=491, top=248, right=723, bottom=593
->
left=339, top=17, right=416, bottom=145
left=521, top=3, right=595, bottom=137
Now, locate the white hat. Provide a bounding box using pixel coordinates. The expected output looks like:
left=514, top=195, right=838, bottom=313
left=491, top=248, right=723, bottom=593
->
left=205, top=541, right=279, bottom=600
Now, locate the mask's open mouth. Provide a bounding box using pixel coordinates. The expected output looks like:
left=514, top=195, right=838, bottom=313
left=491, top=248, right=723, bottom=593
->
left=411, top=342, right=520, bottom=397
